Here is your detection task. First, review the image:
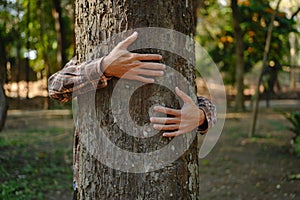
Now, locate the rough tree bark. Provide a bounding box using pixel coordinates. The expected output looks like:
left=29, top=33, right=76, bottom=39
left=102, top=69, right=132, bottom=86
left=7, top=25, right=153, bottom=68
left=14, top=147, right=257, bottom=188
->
left=231, top=0, right=245, bottom=111
left=74, top=0, right=200, bottom=199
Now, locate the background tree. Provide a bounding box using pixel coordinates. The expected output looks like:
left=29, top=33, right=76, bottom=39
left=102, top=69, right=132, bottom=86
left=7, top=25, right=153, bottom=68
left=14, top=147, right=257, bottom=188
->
left=231, top=0, right=246, bottom=111
left=74, top=0, right=200, bottom=199
left=0, top=0, right=14, bottom=131
left=196, top=0, right=297, bottom=110
left=0, top=82, right=8, bottom=132
left=52, top=0, right=68, bottom=67
left=0, top=0, right=74, bottom=107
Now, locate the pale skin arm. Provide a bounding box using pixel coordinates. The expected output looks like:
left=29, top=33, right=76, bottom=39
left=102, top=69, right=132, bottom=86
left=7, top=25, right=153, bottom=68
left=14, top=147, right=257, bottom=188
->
left=150, top=87, right=205, bottom=137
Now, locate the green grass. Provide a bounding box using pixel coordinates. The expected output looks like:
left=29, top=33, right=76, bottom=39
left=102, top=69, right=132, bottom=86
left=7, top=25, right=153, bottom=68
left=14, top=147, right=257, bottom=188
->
left=0, top=127, right=73, bottom=200
left=267, top=119, right=288, bottom=132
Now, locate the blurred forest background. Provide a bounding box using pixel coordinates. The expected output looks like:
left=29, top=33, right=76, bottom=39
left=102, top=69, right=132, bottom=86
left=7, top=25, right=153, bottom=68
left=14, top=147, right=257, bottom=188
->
left=0, top=0, right=300, bottom=199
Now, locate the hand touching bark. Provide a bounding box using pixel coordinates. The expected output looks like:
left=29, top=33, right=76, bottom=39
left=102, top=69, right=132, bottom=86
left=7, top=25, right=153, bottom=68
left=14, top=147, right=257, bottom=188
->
left=101, top=32, right=165, bottom=83
left=150, top=87, right=205, bottom=137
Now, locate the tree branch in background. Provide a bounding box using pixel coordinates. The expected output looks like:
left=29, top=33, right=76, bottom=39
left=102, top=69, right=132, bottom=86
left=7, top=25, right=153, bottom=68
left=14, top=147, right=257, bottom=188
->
left=291, top=7, right=300, bottom=20
left=249, top=0, right=282, bottom=137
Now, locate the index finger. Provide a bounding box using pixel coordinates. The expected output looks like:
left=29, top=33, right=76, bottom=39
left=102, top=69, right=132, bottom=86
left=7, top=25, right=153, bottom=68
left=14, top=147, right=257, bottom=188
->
left=133, top=53, right=162, bottom=61
left=153, top=106, right=181, bottom=116
left=175, top=87, right=193, bottom=103
left=117, top=32, right=138, bottom=49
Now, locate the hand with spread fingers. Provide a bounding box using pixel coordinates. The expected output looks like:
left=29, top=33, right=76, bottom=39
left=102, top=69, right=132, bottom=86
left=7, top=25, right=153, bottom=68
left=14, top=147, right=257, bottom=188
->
left=102, top=31, right=166, bottom=83
left=150, top=87, right=206, bottom=137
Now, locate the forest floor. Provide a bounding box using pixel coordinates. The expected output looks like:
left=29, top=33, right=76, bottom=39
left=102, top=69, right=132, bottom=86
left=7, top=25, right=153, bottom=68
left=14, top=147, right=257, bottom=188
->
left=199, top=109, right=300, bottom=200
left=0, top=98, right=300, bottom=199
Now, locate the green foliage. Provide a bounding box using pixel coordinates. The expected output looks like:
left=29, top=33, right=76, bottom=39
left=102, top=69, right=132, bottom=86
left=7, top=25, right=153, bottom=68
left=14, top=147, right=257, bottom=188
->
left=284, top=111, right=300, bottom=138
left=283, top=111, right=300, bottom=156
left=196, top=0, right=298, bottom=85
left=0, top=0, right=74, bottom=79
left=295, top=136, right=300, bottom=157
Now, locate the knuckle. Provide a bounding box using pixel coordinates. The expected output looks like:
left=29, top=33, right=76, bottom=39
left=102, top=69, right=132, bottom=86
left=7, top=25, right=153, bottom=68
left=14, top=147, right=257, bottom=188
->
left=129, top=53, right=138, bottom=60
left=128, top=64, right=138, bottom=70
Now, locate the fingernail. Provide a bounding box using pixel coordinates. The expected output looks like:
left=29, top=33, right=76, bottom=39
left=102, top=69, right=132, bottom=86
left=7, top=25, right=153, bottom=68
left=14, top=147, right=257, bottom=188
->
left=132, top=32, right=138, bottom=37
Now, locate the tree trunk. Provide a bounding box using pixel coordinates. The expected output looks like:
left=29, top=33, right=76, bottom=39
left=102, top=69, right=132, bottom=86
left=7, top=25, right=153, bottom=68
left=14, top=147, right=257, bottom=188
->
left=0, top=81, right=8, bottom=132
left=52, top=0, right=67, bottom=67
left=231, top=0, right=245, bottom=111
left=0, top=38, right=7, bottom=85
left=75, top=0, right=199, bottom=199
left=0, top=20, right=8, bottom=131
left=0, top=42, right=8, bottom=132
left=249, top=0, right=281, bottom=137
left=289, top=32, right=296, bottom=89
left=16, top=24, right=21, bottom=106
left=25, top=0, right=30, bottom=99
left=38, top=0, right=50, bottom=109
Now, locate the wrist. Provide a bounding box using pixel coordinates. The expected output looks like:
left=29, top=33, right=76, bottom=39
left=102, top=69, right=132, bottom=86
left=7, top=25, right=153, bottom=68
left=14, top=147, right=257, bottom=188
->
left=100, top=56, right=112, bottom=77
left=197, top=107, right=209, bottom=134
left=100, top=56, right=107, bottom=73
left=198, top=108, right=205, bottom=126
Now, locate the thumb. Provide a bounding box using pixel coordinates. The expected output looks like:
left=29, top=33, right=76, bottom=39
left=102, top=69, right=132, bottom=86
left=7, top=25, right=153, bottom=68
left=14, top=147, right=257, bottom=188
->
left=117, top=31, right=138, bottom=49
left=175, top=87, right=192, bottom=103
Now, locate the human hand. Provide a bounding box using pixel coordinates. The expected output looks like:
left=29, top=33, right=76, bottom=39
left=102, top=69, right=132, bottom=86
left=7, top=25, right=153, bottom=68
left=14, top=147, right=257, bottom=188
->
left=150, top=87, right=205, bottom=137
left=101, top=32, right=165, bottom=83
